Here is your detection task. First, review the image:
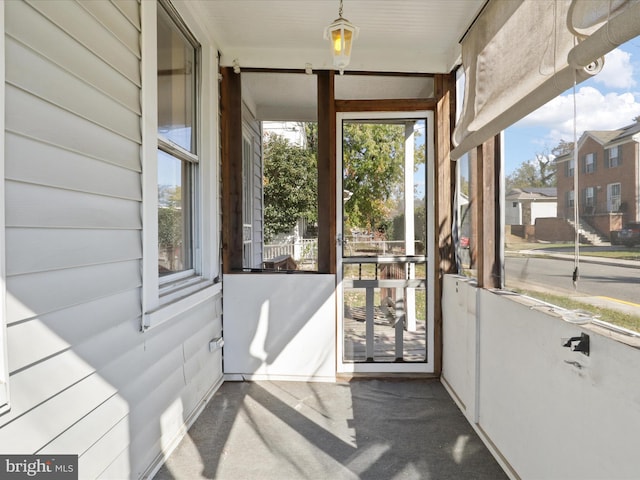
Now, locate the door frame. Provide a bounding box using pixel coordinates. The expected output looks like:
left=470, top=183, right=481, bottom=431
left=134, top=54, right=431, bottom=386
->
left=336, top=110, right=435, bottom=374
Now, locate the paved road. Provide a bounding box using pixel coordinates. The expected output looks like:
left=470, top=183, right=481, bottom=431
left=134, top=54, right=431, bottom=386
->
left=504, top=254, right=640, bottom=306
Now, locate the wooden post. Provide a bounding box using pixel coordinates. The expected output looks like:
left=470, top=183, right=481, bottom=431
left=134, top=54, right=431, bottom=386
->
left=220, top=66, right=243, bottom=273
left=433, top=72, right=456, bottom=375
left=317, top=71, right=336, bottom=274
left=475, top=134, right=502, bottom=289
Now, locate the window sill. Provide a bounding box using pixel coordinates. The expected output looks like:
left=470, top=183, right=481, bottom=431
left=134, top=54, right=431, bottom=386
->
left=143, top=281, right=221, bottom=331
left=492, top=288, right=640, bottom=350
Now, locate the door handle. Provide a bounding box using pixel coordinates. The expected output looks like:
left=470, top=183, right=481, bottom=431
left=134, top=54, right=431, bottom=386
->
left=337, top=233, right=343, bottom=246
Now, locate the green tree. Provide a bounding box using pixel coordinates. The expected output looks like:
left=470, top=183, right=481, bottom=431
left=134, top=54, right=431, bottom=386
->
left=263, top=132, right=317, bottom=242
left=343, top=123, right=422, bottom=233
left=506, top=146, right=559, bottom=191
left=158, top=185, right=183, bottom=272
left=552, top=139, right=574, bottom=156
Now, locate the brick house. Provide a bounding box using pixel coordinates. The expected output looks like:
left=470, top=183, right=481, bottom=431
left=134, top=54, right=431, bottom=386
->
left=556, top=121, right=640, bottom=237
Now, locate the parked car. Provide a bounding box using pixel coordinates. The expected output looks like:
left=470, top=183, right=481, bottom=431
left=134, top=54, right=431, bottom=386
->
left=618, top=222, right=640, bottom=246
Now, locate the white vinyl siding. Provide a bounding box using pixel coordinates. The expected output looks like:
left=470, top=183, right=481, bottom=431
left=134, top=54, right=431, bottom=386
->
left=0, top=1, right=8, bottom=414
left=242, top=102, right=264, bottom=268
left=242, top=135, right=254, bottom=267
left=1, top=2, right=223, bottom=478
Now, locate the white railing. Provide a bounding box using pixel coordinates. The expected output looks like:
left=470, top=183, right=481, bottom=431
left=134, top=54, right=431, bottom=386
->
left=264, top=238, right=318, bottom=261
left=343, top=237, right=424, bottom=256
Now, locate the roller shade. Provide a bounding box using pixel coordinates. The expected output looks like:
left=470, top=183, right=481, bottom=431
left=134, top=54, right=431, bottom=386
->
left=568, top=0, right=640, bottom=69
left=451, top=0, right=640, bottom=160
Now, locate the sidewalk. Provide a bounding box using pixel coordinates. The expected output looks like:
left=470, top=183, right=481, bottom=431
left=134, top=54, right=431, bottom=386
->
left=511, top=248, right=640, bottom=270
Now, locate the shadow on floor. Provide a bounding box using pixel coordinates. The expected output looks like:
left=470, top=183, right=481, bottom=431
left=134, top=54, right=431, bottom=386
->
left=154, top=379, right=508, bottom=480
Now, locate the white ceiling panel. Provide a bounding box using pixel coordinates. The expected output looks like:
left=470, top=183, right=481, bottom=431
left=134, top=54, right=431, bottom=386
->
left=182, top=0, right=487, bottom=73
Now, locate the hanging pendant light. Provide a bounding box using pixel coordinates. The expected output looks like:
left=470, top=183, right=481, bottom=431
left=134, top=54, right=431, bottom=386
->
left=324, top=0, right=359, bottom=75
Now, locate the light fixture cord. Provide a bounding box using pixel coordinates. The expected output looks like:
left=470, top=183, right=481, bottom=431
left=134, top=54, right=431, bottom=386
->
left=339, top=0, right=343, bottom=18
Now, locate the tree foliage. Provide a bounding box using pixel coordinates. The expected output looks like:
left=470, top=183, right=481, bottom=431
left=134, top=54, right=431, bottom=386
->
left=552, top=139, right=574, bottom=156
left=342, top=123, right=424, bottom=233
left=158, top=185, right=183, bottom=272
left=263, top=132, right=317, bottom=242
left=505, top=140, right=571, bottom=191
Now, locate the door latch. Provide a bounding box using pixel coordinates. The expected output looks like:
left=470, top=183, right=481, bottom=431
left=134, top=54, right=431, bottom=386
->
left=337, top=233, right=343, bottom=246
left=562, top=333, right=590, bottom=356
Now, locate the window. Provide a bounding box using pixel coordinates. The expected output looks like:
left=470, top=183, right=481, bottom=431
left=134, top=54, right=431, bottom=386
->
left=262, top=121, right=319, bottom=271
left=584, top=186, right=595, bottom=208
left=455, top=153, right=473, bottom=274
left=242, top=135, right=253, bottom=268
left=502, top=36, right=640, bottom=341
left=584, top=153, right=595, bottom=173
left=142, top=0, right=218, bottom=329
left=607, top=183, right=621, bottom=212
left=157, top=2, right=198, bottom=277
left=607, top=145, right=620, bottom=167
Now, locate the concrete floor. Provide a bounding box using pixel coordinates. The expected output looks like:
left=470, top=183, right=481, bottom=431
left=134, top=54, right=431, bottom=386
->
left=154, top=379, right=508, bottom=480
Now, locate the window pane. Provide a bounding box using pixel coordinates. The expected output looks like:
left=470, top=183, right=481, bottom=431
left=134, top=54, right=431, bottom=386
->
left=456, top=153, right=473, bottom=273
left=503, top=36, right=640, bottom=336
left=341, top=120, right=426, bottom=258
left=157, top=4, right=196, bottom=153
left=158, top=150, right=192, bottom=275
left=262, top=122, right=318, bottom=271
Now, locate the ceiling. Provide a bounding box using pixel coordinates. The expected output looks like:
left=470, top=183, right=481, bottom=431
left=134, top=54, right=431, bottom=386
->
left=184, top=0, right=486, bottom=73
left=180, top=0, right=487, bottom=120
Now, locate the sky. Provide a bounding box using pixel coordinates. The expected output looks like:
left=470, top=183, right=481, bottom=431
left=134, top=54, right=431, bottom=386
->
left=504, top=37, right=640, bottom=175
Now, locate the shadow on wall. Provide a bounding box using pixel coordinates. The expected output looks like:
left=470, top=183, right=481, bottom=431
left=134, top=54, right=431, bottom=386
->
left=222, top=274, right=337, bottom=381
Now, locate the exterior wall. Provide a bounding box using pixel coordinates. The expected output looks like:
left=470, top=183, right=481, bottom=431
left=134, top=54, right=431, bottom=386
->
left=442, top=275, right=640, bottom=480
left=557, top=136, right=638, bottom=224
left=504, top=201, right=521, bottom=225
left=242, top=102, right=264, bottom=269
left=529, top=200, right=556, bottom=224
left=589, top=213, right=624, bottom=240
left=534, top=217, right=575, bottom=242
left=505, top=200, right=556, bottom=226
left=1, top=1, right=223, bottom=478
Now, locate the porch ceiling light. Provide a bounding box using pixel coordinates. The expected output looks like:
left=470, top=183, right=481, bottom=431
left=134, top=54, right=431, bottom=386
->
left=324, top=0, right=358, bottom=75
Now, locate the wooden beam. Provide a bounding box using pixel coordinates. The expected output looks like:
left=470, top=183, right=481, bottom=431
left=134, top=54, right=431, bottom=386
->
left=220, top=66, right=243, bottom=273
left=476, top=135, right=502, bottom=288
left=238, top=68, right=434, bottom=78
left=317, top=70, right=336, bottom=274
left=433, top=72, right=456, bottom=375
left=469, top=147, right=479, bottom=273
left=335, top=98, right=436, bottom=112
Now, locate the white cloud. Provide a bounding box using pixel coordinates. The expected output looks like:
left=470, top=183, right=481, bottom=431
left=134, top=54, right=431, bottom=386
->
left=594, top=48, right=636, bottom=89
left=515, top=86, right=640, bottom=143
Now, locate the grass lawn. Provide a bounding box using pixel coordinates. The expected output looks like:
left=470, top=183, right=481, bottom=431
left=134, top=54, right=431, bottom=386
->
left=515, top=289, right=640, bottom=333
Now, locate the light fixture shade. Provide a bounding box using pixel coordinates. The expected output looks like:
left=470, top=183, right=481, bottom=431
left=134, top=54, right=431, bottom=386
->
left=324, top=17, right=358, bottom=74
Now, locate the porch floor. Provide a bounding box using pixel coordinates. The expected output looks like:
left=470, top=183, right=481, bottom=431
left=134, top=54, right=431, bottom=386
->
left=344, top=306, right=427, bottom=362
left=153, top=379, right=508, bottom=480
